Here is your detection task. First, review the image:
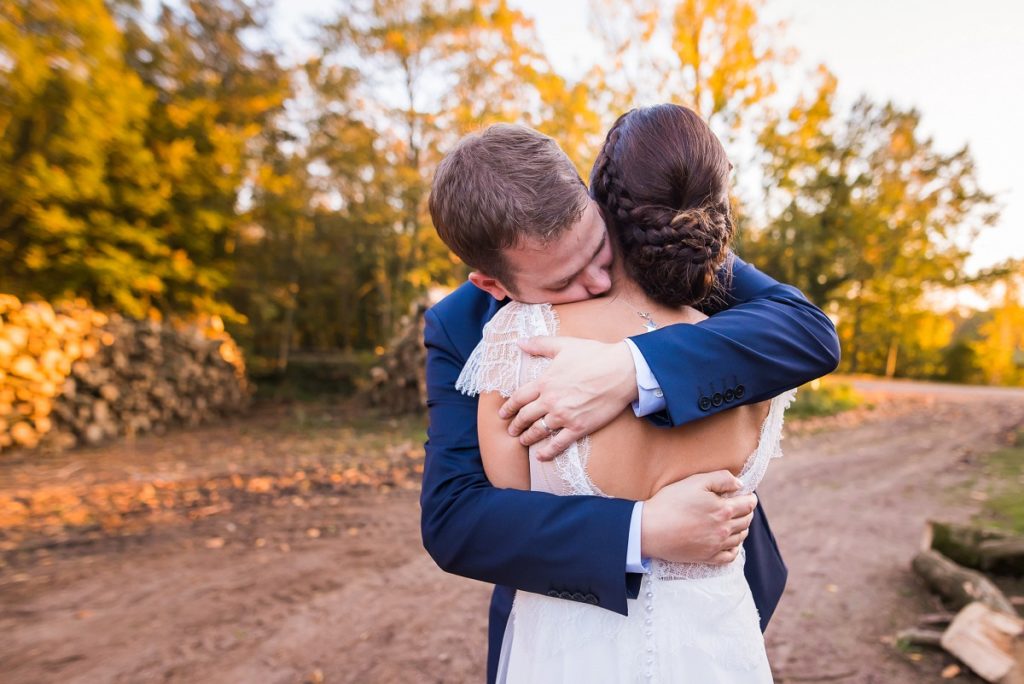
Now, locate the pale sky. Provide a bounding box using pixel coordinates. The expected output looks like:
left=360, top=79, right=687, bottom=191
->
left=271, top=0, right=1024, bottom=274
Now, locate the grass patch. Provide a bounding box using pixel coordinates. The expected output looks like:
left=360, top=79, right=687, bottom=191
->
left=789, top=379, right=865, bottom=418
left=974, top=429, right=1024, bottom=534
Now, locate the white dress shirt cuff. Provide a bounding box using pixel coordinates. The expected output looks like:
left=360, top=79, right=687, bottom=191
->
left=624, top=338, right=666, bottom=417
left=626, top=501, right=651, bottom=574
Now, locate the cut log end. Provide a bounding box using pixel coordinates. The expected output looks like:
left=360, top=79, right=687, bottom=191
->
left=941, top=602, right=1024, bottom=683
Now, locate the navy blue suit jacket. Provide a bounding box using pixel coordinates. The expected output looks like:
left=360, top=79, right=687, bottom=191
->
left=420, top=256, right=840, bottom=682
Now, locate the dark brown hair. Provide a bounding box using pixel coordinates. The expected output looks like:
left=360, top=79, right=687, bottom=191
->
left=428, top=124, right=589, bottom=290
left=590, top=104, right=734, bottom=308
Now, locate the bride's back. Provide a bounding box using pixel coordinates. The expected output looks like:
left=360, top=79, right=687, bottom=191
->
left=552, top=295, right=770, bottom=502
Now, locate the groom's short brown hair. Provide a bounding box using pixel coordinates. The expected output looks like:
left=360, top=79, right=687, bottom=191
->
left=429, top=124, right=589, bottom=289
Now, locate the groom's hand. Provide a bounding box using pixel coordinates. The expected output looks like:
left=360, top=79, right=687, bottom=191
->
left=499, top=336, right=638, bottom=461
left=641, top=471, right=757, bottom=564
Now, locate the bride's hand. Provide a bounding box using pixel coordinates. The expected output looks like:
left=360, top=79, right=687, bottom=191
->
left=498, top=335, right=638, bottom=461
left=641, top=471, right=757, bottom=565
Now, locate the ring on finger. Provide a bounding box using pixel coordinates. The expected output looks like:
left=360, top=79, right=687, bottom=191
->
left=540, top=416, right=557, bottom=434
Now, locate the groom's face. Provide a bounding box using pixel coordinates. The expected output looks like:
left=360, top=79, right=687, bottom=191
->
left=471, top=199, right=614, bottom=305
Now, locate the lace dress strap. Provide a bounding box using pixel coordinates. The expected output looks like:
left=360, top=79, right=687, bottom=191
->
left=734, top=388, right=798, bottom=493
left=656, top=387, right=797, bottom=581
left=455, top=302, right=558, bottom=398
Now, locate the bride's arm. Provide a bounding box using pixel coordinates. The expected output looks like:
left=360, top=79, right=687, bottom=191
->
left=477, top=391, right=530, bottom=489
left=500, top=254, right=839, bottom=457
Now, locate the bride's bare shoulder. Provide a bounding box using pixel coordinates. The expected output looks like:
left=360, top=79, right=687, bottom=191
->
left=552, top=298, right=645, bottom=342
left=550, top=298, right=610, bottom=325
left=553, top=298, right=708, bottom=337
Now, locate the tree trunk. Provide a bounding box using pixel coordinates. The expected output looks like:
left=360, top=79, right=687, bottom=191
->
left=277, top=283, right=297, bottom=372
left=849, top=286, right=864, bottom=373
left=886, top=336, right=899, bottom=378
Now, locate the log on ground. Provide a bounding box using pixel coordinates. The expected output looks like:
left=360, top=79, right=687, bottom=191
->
left=925, top=521, right=1024, bottom=576
left=911, top=549, right=1017, bottom=615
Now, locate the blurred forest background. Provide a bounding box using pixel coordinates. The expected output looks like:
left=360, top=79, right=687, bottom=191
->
left=4, top=3, right=1024, bottom=681
left=2, top=0, right=1023, bottom=400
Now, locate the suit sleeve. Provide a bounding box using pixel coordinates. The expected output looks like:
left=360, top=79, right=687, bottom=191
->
left=628, top=255, right=841, bottom=427
left=420, top=307, right=641, bottom=615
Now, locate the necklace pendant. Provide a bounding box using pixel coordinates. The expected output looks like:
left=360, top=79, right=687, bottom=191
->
left=638, top=311, right=658, bottom=332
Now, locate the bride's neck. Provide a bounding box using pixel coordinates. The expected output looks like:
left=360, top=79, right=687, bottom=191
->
left=607, top=258, right=647, bottom=303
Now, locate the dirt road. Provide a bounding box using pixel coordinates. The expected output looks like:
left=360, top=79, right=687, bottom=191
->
left=1, top=381, right=1022, bottom=683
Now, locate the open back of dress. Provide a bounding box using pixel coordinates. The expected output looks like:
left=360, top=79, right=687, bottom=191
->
left=457, top=301, right=795, bottom=682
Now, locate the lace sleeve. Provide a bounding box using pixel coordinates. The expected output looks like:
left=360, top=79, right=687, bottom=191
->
left=455, top=303, right=526, bottom=398
left=767, top=388, right=798, bottom=460
left=455, top=302, right=557, bottom=398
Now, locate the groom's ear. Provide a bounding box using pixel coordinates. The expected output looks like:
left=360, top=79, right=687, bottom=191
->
left=468, top=271, right=513, bottom=301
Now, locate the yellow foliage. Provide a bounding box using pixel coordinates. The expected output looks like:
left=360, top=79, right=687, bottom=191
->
left=974, top=280, right=1024, bottom=386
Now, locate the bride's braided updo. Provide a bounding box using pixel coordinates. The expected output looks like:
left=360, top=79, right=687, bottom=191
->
left=590, top=104, right=734, bottom=308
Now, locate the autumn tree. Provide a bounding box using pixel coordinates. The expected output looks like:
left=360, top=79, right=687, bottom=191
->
left=227, top=126, right=316, bottom=368
left=117, top=0, right=292, bottom=318
left=308, top=0, right=602, bottom=341
left=745, top=68, right=999, bottom=375
left=589, top=0, right=779, bottom=135
left=0, top=0, right=167, bottom=315
left=973, top=271, right=1024, bottom=386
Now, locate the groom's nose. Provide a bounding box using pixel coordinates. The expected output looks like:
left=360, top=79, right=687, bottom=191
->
left=583, top=265, right=612, bottom=296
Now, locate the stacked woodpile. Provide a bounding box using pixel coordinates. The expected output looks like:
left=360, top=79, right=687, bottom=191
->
left=0, top=295, right=250, bottom=453
left=362, top=298, right=429, bottom=415
left=901, top=521, right=1024, bottom=682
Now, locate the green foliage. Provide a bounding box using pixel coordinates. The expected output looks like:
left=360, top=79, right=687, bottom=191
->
left=788, top=380, right=864, bottom=418
left=941, top=340, right=984, bottom=384
left=974, top=434, right=1024, bottom=534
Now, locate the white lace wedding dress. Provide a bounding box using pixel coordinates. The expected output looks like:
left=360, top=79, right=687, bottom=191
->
left=456, top=301, right=795, bottom=683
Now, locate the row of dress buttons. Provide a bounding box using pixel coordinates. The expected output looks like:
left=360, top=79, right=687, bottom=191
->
left=642, top=574, right=655, bottom=681
left=698, top=384, right=745, bottom=412
left=546, top=589, right=599, bottom=605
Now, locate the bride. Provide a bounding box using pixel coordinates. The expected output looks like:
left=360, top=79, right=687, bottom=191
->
left=457, top=104, right=792, bottom=682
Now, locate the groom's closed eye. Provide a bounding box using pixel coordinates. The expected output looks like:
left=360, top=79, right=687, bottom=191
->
left=544, top=233, right=608, bottom=292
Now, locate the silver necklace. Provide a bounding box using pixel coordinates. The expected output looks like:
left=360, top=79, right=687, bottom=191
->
left=637, top=311, right=659, bottom=332
left=615, top=296, right=659, bottom=332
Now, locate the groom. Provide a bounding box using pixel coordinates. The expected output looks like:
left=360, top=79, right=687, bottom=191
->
left=421, top=123, right=839, bottom=682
